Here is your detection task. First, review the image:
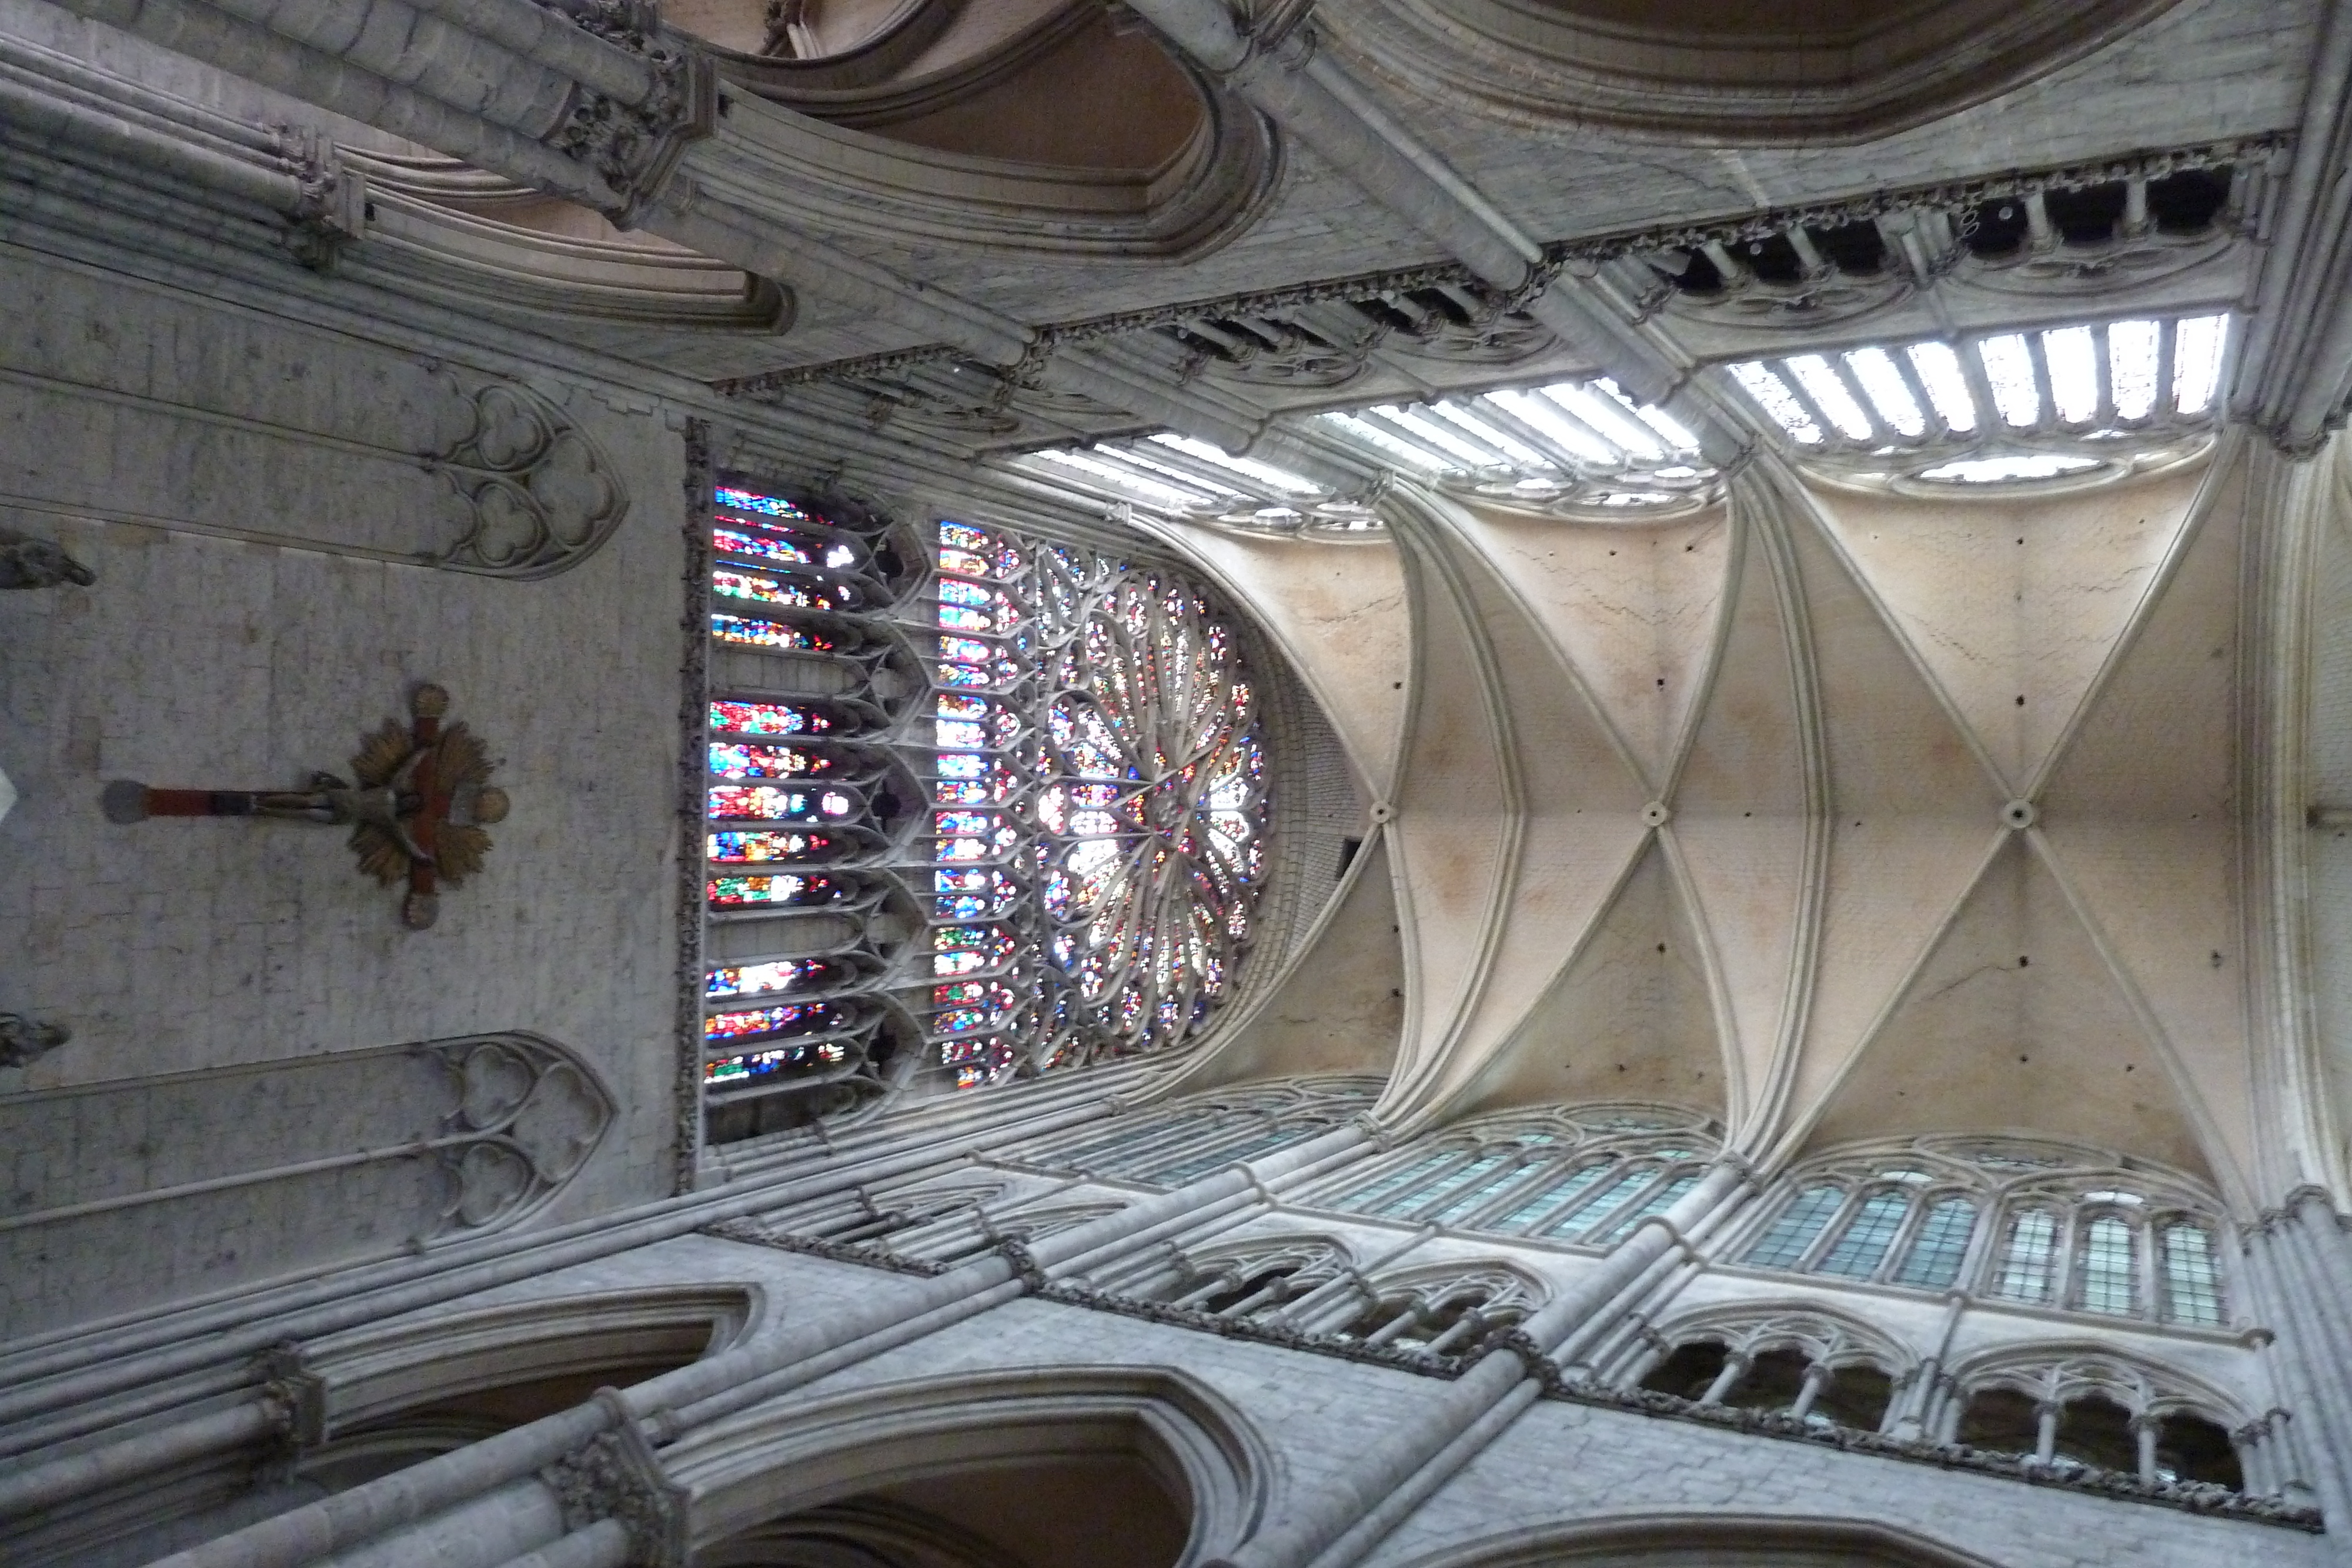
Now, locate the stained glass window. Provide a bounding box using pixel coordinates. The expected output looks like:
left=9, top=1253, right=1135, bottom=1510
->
left=1815, top=1191, right=1911, bottom=1278
left=2159, top=1222, right=2224, bottom=1326
left=1742, top=1185, right=1845, bottom=1269
left=1736, top=1147, right=2229, bottom=1327
left=1891, top=1197, right=1976, bottom=1289
left=1989, top=1209, right=2062, bottom=1304
left=697, top=484, right=1271, bottom=1120
left=1591, top=1171, right=1699, bottom=1244
left=2077, top=1215, right=2139, bottom=1316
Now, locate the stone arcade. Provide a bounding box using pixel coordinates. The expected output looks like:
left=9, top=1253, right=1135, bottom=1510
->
left=8, top=2, right=2352, bottom=1567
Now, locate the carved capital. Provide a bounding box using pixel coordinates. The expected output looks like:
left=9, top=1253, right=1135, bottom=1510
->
left=540, top=1393, right=690, bottom=1567
left=545, top=14, right=714, bottom=227
left=995, top=1233, right=1050, bottom=1292
left=1483, top=1326, right=1566, bottom=1393
left=274, top=127, right=367, bottom=270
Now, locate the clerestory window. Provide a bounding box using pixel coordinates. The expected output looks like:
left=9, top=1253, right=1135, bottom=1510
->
left=1730, top=1142, right=2228, bottom=1329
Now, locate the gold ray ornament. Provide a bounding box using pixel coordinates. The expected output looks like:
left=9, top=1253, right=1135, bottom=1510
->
left=103, top=683, right=508, bottom=930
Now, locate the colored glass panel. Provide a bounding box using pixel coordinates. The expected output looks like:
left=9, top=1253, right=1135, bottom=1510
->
left=715, top=486, right=813, bottom=521
left=708, top=830, right=836, bottom=862
left=713, top=525, right=813, bottom=566
left=1814, top=1191, right=1910, bottom=1278
left=714, top=567, right=839, bottom=611
left=2077, top=1215, right=2139, bottom=1316
left=707, top=785, right=856, bottom=821
left=711, top=616, right=833, bottom=651
left=706, top=958, right=833, bottom=999
left=1593, top=1171, right=1700, bottom=1244
left=706, top=1039, right=849, bottom=1085
left=709, top=743, right=830, bottom=780
left=1743, top=1185, right=1846, bottom=1269
left=1989, top=1209, right=2062, bottom=1304
left=1891, top=1198, right=1977, bottom=1289
left=707, top=874, right=847, bottom=907
left=1494, top=1161, right=1613, bottom=1232
left=710, top=700, right=828, bottom=736
left=705, top=1002, right=826, bottom=1041
left=696, top=500, right=1267, bottom=1104
left=2160, top=1223, right=2224, bottom=1326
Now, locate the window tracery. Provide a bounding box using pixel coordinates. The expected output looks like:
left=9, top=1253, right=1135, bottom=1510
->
left=1632, top=1308, right=1915, bottom=1435
left=1020, top=1076, right=1382, bottom=1184
left=1081, top=1235, right=1538, bottom=1359
left=696, top=484, right=1280, bottom=1131
left=1943, top=1349, right=2254, bottom=1494
left=1301, top=1103, right=1720, bottom=1246
left=1012, top=373, right=1720, bottom=529
left=1729, top=1139, right=2229, bottom=1329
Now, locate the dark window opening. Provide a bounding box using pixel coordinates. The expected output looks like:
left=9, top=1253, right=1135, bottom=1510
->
left=1640, top=1339, right=1729, bottom=1400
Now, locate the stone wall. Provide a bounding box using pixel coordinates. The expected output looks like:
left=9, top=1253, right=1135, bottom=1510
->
left=0, top=240, right=689, bottom=1336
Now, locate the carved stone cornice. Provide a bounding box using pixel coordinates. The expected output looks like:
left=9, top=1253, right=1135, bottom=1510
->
left=699, top=1218, right=955, bottom=1275
left=1481, top=1326, right=1567, bottom=1393
left=1032, top=1279, right=1474, bottom=1379
left=1544, top=1379, right=2321, bottom=1531
left=1551, top=138, right=2282, bottom=266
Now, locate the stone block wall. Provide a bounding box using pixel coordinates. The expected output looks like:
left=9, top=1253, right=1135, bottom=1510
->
left=0, top=240, right=690, bottom=1336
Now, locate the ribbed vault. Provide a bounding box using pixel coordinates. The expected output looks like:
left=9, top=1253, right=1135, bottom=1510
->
left=1170, top=439, right=2276, bottom=1209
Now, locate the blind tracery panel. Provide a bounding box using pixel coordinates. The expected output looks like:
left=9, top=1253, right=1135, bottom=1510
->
left=697, top=484, right=1273, bottom=1124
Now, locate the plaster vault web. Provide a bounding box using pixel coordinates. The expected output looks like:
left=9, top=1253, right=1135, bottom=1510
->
left=1194, top=436, right=2258, bottom=1203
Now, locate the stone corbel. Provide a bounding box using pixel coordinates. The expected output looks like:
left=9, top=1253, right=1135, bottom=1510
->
left=255, top=1342, right=329, bottom=1453
left=275, top=127, right=368, bottom=270
left=539, top=1390, right=691, bottom=1567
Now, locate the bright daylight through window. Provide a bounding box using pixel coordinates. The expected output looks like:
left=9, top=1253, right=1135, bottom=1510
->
left=1728, top=313, right=2229, bottom=486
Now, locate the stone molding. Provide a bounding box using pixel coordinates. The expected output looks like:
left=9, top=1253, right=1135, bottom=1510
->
left=674, top=419, right=714, bottom=1192
left=1553, top=1380, right=2321, bottom=1532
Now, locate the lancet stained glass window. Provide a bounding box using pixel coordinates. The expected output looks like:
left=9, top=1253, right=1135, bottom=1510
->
left=697, top=484, right=1271, bottom=1126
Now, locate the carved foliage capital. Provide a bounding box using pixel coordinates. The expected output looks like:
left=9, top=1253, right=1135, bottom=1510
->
left=540, top=1394, right=690, bottom=1567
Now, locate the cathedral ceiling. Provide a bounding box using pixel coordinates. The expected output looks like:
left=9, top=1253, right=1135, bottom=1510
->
left=1170, top=445, right=2267, bottom=1207
left=18, top=0, right=2352, bottom=1206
